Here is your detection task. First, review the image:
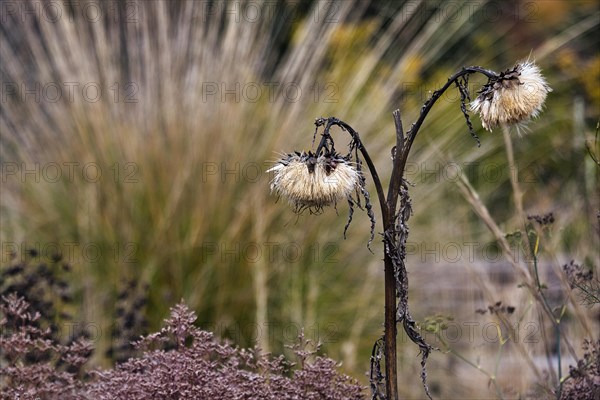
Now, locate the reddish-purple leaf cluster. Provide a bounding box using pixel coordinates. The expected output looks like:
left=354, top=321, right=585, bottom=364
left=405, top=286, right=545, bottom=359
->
left=0, top=293, right=92, bottom=399
left=1, top=295, right=365, bottom=399
left=561, top=339, right=600, bottom=400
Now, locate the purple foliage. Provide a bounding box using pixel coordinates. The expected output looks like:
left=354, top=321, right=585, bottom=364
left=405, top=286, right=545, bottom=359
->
left=1, top=295, right=365, bottom=399
left=560, top=339, right=600, bottom=400
left=0, top=293, right=91, bottom=400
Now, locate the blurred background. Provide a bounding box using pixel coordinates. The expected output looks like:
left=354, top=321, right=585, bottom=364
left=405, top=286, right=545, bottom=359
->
left=1, top=0, right=598, bottom=398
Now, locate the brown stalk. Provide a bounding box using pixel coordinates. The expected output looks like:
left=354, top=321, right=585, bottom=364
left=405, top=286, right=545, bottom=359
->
left=311, top=65, right=500, bottom=400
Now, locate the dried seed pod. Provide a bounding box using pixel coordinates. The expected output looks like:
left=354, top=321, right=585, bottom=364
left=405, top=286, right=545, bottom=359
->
left=471, top=61, right=551, bottom=131
left=268, top=151, right=361, bottom=213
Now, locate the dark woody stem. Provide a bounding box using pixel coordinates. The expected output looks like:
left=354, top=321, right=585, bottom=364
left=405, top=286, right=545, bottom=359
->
left=313, top=65, right=498, bottom=400
left=389, top=66, right=497, bottom=207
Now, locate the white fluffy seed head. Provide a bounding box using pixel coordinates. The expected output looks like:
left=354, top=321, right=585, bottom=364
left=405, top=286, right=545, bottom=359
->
left=471, top=61, right=551, bottom=131
left=268, top=152, right=360, bottom=213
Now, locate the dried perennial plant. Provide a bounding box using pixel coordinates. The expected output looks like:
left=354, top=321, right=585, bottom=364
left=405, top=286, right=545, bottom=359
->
left=268, top=61, right=550, bottom=400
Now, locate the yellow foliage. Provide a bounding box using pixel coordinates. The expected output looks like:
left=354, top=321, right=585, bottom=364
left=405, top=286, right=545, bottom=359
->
left=557, top=49, right=600, bottom=109
left=582, top=56, right=600, bottom=108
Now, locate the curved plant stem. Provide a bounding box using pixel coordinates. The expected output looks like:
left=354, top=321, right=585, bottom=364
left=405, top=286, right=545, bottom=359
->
left=313, top=65, right=500, bottom=400
left=314, top=117, right=388, bottom=222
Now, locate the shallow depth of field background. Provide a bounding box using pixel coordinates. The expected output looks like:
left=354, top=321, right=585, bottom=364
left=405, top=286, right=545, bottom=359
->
left=1, top=0, right=598, bottom=398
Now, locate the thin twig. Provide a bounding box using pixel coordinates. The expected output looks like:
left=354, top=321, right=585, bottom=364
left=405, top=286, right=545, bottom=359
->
left=502, top=125, right=524, bottom=221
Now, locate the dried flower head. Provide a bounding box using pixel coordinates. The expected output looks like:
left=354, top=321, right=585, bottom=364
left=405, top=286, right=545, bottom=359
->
left=268, top=151, right=361, bottom=213
left=471, top=61, right=551, bottom=131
